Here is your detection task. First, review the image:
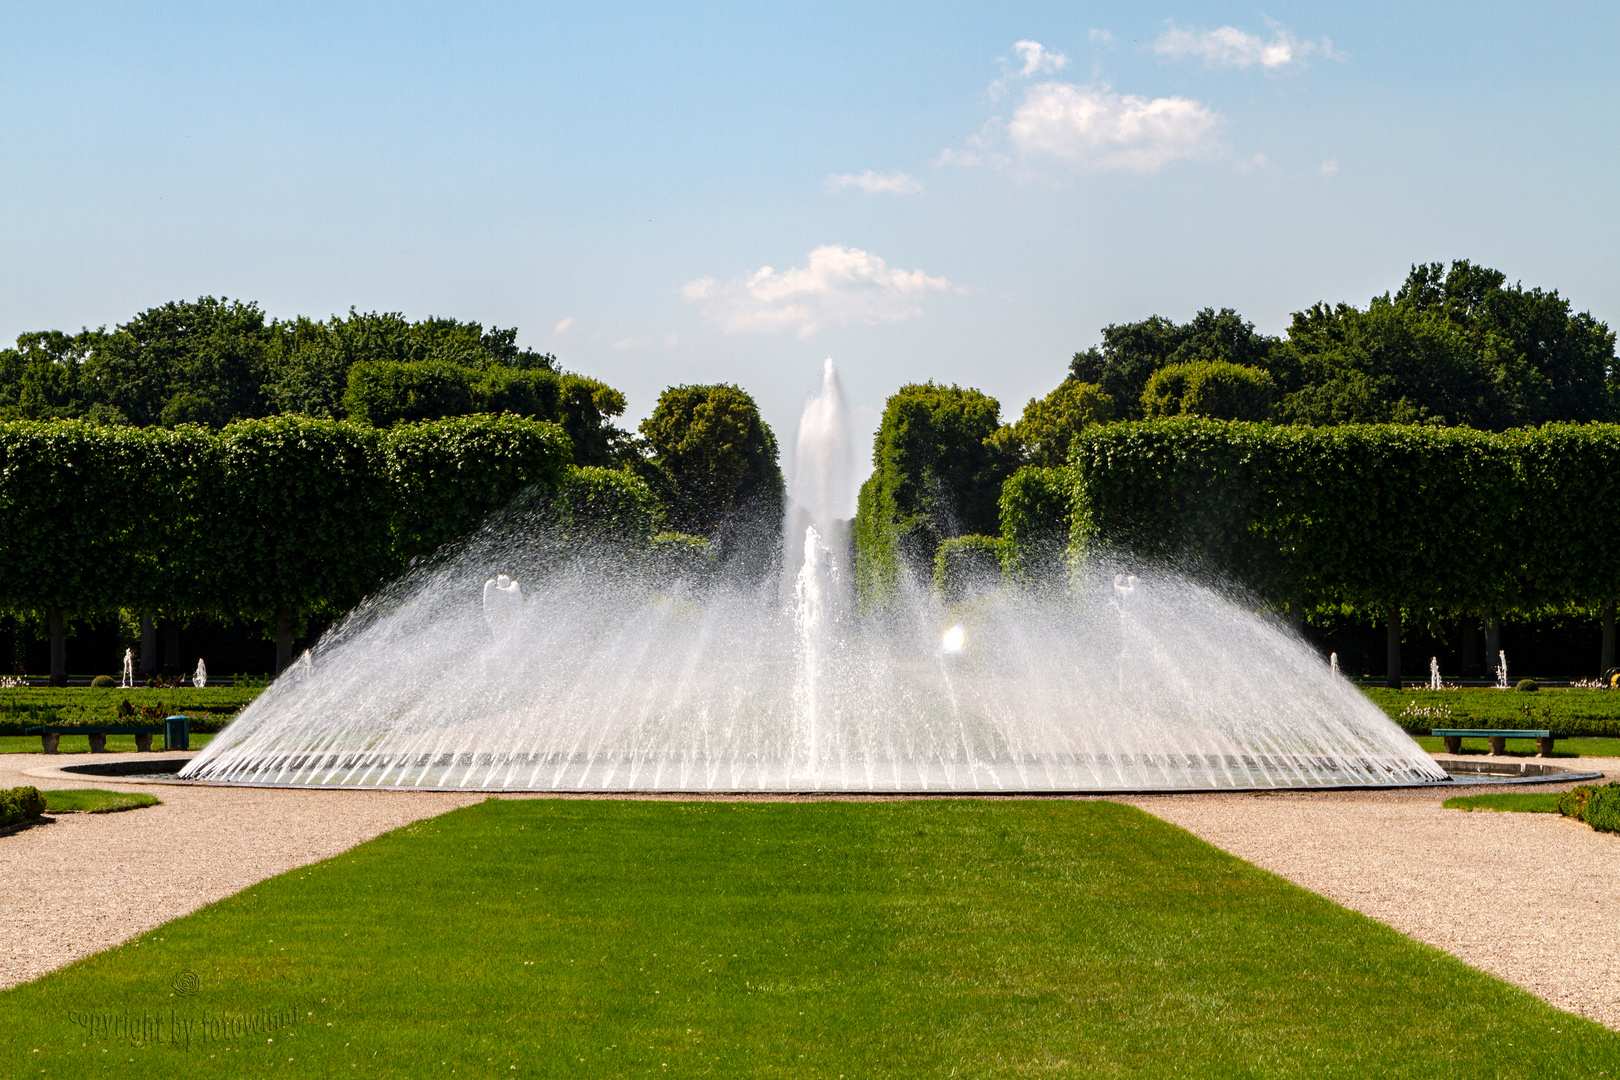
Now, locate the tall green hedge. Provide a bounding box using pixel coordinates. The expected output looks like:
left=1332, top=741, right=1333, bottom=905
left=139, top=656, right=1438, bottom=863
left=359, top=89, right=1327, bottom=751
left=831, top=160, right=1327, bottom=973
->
left=0, top=415, right=581, bottom=673
left=1045, top=419, right=1620, bottom=615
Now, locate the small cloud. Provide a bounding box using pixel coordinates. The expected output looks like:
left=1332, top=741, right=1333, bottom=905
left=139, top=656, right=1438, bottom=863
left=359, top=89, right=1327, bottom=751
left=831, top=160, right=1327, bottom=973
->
left=611, top=337, right=640, bottom=350
left=1012, top=40, right=1068, bottom=77
left=682, top=244, right=956, bottom=338
left=1319, top=157, right=1339, bottom=175
left=825, top=170, right=924, bottom=195
left=663, top=331, right=679, bottom=348
left=1007, top=82, right=1222, bottom=172
left=1151, top=21, right=1333, bottom=71
left=1088, top=28, right=1115, bottom=45
left=553, top=316, right=574, bottom=335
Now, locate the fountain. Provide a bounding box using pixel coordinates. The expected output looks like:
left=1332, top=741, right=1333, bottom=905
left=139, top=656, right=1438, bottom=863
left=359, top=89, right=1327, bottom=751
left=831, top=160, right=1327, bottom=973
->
left=181, top=362, right=1447, bottom=793
left=1429, top=656, right=1441, bottom=691
left=1497, top=650, right=1509, bottom=690
left=194, top=659, right=207, bottom=689
left=120, top=648, right=134, bottom=689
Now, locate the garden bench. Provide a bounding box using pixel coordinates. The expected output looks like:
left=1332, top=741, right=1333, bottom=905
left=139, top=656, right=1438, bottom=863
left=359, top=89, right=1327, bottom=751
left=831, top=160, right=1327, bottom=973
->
left=25, top=716, right=190, bottom=754
left=1431, top=728, right=1565, bottom=757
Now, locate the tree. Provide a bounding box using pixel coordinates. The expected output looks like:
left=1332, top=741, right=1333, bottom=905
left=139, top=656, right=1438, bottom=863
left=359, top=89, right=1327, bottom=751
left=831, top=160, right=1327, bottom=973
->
left=82, top=297, right=271, bottom=427
left=987, top=381, right=1113, bottom=467
left=853, top=383, right=1012, bottom=607
left=1070, top=308, right=1278, bottom=419
left=1141, top=361, right=1276, bottom=421
left=636, top=384, right=783, bottom=560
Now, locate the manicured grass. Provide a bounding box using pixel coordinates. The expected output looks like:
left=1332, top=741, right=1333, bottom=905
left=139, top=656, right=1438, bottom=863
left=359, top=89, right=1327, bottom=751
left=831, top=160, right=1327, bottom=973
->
left=1, top=799, right=1615, bottom=1078
left=1411, top=734, right=1620, bottom=758
left=1364, top=686, right=1620, bottom=738
left=42, top=789, right=162, bottom=814
left=1443, top=792, right=1562, bottom=813
left=0, top=733, right=213, bottom=754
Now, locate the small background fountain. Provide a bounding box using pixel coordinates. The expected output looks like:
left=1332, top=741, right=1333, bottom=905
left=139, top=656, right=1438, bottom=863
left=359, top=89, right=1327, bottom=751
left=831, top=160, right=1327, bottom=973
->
left=120, top=648, right=134, bottom=689
left=182, top=361, right=1446, bottom=793
left=194, top=659, right=207, bottom=689
left=1497, top=650, right=1509, bottom=689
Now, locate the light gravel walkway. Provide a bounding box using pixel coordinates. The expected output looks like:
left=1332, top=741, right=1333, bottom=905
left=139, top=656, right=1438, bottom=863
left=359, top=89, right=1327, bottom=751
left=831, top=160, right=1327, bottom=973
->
left=0, top=752, right=481, bottom=991
left=3, top=751, right=1615, bottom=1032
left=1123, top=757, right=1620, bottom=1030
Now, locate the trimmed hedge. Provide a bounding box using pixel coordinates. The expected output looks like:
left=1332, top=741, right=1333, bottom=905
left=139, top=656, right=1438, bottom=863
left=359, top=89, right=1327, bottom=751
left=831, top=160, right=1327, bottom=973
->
left=1558, top=782, right=1620, bottom=833
left=999, top=466, right=1072, bottom=586
left=934, top=536, right=1009, bottom=603
left=0, top=785, right=45, bottom=827
left=1057, top=419, right=1620, bottom=613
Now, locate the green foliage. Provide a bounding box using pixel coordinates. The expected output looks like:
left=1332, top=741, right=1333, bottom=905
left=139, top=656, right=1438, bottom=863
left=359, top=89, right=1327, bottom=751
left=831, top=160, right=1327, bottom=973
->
left=1516, top=678, right=1540, bottom=692
left=933, top=535, right=1008, bottom=602
left=635, top=384, right=782, bottom=550
left=854, top=383, right=1011, bottom=609
left=0, top=791, right=19, bottom=828
left=42, top=788, right=160, bottom=814
left=986, top=380, right=1112, bottom=468
left=1558, top=786, right=1594, bottom=820
left=1070, top=308, right=1277, bottom=421
left=341, top=360, right=475, bottom=426
left=211, top=417, right=393, bottom=625
left=6, top=785, right=45, bottom=818
left=379, top=414, right=573, bottom=565
left=1366, top=688, right=1620, bottom=739
left=1141, top=361, right=1276, bottom=421
left=997, top=466, right=1071, bottom=586
left=646, top=532, right=718, bottom=584
left=1587, top=785, right=1620, bottom=834
left=89, top=675, right=114, bottom=687
left=558, top=467, right=660, bottom=547
left=1064, top=419, right=1535, bottom=611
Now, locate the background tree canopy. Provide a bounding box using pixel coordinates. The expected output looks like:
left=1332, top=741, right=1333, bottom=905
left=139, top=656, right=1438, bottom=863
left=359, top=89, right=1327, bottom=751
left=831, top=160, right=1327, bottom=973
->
left=1061, top=262, right=1617, bottom=430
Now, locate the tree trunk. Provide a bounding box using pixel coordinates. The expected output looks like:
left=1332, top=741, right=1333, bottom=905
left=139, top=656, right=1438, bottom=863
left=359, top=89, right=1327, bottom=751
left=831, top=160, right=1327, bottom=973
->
left=1485, top=612, right=1501, bottom=675
left=275, top=609, right=294, bottom=676
left=1460, top=616, right=1480, bottom=678
left=1385, top=605, right=1402, bottom=690
left=47, top=607, right=67, bottom=687
left=139, top=611, right=157, bottom=676
left=164, top=620, right=180, bottom=676
left=1285, top=600, right=1304, bottom=634
left=1603, top=600, right=1616, bottom=676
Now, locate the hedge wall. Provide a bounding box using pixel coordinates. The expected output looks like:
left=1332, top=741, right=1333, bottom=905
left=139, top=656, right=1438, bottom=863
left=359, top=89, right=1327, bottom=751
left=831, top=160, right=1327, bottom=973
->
left=0, top=415, right=612, bottom=673
left=1037, top=419, right=1620, bottom=615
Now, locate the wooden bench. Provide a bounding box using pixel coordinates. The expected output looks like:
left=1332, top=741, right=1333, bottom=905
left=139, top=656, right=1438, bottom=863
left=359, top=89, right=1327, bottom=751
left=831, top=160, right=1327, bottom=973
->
left=1431, top=728, right=1566, bottom=757
left=25, top=716, right=190, bottom=754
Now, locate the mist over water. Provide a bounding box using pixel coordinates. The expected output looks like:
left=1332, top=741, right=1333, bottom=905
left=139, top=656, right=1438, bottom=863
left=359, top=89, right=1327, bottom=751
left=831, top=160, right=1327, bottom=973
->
left=183, top=361, right=1445, bottom=792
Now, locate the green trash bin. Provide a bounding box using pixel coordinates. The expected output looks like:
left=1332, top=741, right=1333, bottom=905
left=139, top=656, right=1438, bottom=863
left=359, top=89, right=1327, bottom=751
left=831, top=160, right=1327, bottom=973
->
left=164, top=715, right=190, bottom=751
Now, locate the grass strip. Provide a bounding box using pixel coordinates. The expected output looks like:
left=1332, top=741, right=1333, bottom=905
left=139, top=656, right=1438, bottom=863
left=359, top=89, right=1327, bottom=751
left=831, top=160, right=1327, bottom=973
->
left=0, top=798, right=1614, bottom=1078
left=0, top=733, right=214, bottom=755
left=42, top=789, right=162, bottom=814
left=1410, top=734, right=1620, bottom=758
left=1442, top=792, right=1562, bottom=813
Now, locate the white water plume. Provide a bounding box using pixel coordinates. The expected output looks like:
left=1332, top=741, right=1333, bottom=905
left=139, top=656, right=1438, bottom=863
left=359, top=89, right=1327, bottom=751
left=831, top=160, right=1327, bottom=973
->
left=182, top=361, right=1447, bottom=793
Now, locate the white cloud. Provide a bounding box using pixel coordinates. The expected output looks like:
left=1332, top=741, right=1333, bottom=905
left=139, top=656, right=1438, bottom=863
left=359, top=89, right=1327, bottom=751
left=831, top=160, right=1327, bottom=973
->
left=553, top=316, right=574, bottom=335
left=1007, top=82, right=1222, bottom=172
left=611, top=337, right=640, bottom=350
left=1088, top=28, right=1115, bottom=45
left=1012, top=40, right=1067, bottom=76
left=825, top=170, right=923, bottom=195
left=1151, top=22, right=1334, bottom=70
left=682, top=245, right=955, bottom=338
left=1319, top=157, right=1339, bottom=175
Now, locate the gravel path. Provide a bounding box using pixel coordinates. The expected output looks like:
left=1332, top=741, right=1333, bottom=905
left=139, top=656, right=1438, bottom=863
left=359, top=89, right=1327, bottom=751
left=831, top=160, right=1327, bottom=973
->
left=3, top=750, right=1615, bottom=1031
left=0, top=752, right=481, bottom=991
left=1123, top=758, right=1620, bottom=1030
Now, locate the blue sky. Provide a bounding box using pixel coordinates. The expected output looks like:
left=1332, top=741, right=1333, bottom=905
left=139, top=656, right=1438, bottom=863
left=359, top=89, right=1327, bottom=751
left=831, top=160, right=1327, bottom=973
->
left=3, top=2, right=1616, bottom=502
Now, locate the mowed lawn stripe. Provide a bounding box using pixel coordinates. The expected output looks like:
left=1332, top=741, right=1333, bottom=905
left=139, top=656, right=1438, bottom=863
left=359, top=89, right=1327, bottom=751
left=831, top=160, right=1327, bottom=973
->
left=1, top=798, right=1614, bottom=1078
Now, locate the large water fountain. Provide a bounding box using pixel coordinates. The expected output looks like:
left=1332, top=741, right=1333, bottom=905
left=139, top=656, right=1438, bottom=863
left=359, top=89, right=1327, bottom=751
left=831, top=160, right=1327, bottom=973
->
left=182, top=361, right=1447, bottom=792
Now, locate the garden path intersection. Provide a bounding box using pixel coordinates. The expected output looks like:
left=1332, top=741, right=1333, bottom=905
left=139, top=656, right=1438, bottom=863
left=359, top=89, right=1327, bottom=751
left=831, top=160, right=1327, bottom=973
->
left=2, top=750, right=1616, bottom=1030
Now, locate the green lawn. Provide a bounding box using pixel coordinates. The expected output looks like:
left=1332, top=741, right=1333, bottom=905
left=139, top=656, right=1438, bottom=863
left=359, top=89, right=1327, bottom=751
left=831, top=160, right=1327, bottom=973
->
left=0, top=733, right=213, bottom=754
left=1411, top=734, right=1620, bottom=758
left=42, top=789, right=162, bottom=814
left=1, top=799, right=1614, bottom=1078
left=1442, top=792, right=1562, bottom=813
